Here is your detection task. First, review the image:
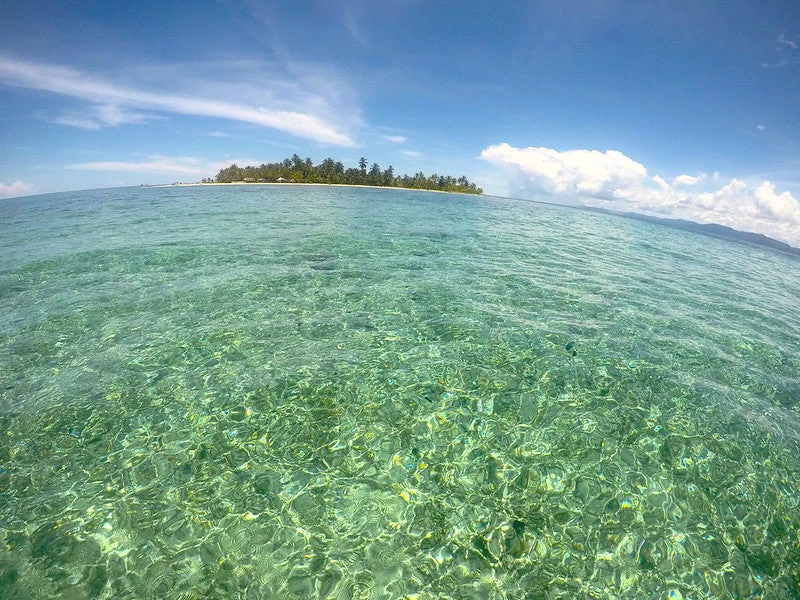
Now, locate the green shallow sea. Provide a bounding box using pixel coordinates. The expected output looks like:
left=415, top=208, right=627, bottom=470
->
left=0, top=184, right=799, bottom=599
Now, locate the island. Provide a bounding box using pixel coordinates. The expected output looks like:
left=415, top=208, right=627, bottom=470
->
left=206, top=154, right=483, bottom=195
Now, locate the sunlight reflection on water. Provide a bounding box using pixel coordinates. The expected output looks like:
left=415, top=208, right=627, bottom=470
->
left=0, top=185, right=799, bottom=599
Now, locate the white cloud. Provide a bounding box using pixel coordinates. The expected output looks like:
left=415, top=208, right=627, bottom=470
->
left=757, top=124, right=766, bottom=131
left=402, top=150, right=422, bottom=157
left=0, top=54, right=355, bottom=146
left=651, top=175, right=670, bottom=190
left=51, top=115, right=103, bottom=130
left=67, top=156, right=205, bottom=176
left=673, top=174, right=704, bottom=186
left=762, top=34, right=799, bottom=68
left=382, top=135, right=407, bottom=143
left=754, top=181, right=800, bottom=221
left=341, top=9, right=369, bottom=49
left=480, top=143, right=646, bottom=199
left=0, top=180, right=36, bottom=199
left=52, top=104, right=153, bottom=129
left=481, top=142, right=800, bottom=246
left=778, top=34, right=798, bottom=49
left=65, top=155, right=262, bottom=182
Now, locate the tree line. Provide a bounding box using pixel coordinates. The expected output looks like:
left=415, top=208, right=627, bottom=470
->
left=207, top=154, right=482, bottom=194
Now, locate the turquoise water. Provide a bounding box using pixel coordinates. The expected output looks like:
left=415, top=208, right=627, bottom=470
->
left=0, top=184, right=799, bottom=599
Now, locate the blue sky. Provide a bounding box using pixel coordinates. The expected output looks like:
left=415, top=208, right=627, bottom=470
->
left=1, top=1, right=799, bottom=245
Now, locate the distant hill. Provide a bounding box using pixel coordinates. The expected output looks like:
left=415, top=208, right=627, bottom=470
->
left=583, top=206, right=800, bottom=256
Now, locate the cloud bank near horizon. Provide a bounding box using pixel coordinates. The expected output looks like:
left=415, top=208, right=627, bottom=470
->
left=65, top=155, right=263, bottom=179
left=481, top=143, right=800, bottom=247
left=0, top=180, right=36, bottom=199
left=0, top=55, right=355, bottom=147
left=66, top=158, right=205, bottom=176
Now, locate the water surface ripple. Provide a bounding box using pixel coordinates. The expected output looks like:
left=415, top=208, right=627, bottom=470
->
left=1, top=185, right=799, bottom=599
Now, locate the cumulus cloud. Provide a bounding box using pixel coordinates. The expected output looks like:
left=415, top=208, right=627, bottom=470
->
left=480, top=143, right=646, bottom=200
left=0, top=180, right=35, bottom=199
left=673, top=174, right=704, bottom=186
left=0, top=54, right=355, bottom=146
left=481, top=142, right=800, bottom=247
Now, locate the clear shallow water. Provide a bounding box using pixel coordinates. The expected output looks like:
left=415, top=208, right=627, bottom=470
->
left=0, top=184, right=799, bottom=599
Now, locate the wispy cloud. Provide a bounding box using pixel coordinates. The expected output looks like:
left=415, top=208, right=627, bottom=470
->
left=382, top=135, right=407, bottom=143
left=778, top=34, right=798, bottom=49
left=0, top=54, right=356, bottom=146
left=402, top=150, right=422, bottom=157
left=67, top=156, right=206, bottom=176
left=761, top=34, right=799, bottom=69
left=66, top=155, right=262, bottom=181
left=481, top=142, right=800, bottom=246
left=0, top=180, right=36, bottom=199
left=51, top=104, right=154, bottom=130
left=341, top=8, right=369, bottom=49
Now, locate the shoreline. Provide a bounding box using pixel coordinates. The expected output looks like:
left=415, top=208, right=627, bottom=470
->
left=156, top=181, right=480, bottom=195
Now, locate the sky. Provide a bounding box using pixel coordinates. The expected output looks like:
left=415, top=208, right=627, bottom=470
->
left=1, top=1, right=799, bottom=246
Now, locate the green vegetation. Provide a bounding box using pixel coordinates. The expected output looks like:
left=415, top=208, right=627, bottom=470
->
left=208, top=154, right=483, bottom=194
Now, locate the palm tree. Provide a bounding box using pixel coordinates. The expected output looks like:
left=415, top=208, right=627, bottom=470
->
left=368, top=163, right=382, bottom=185
left=382, top=165, right=395, bottom=187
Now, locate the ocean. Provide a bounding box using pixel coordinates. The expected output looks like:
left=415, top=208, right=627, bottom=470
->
left=0, top=184, right=798, bottom=599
